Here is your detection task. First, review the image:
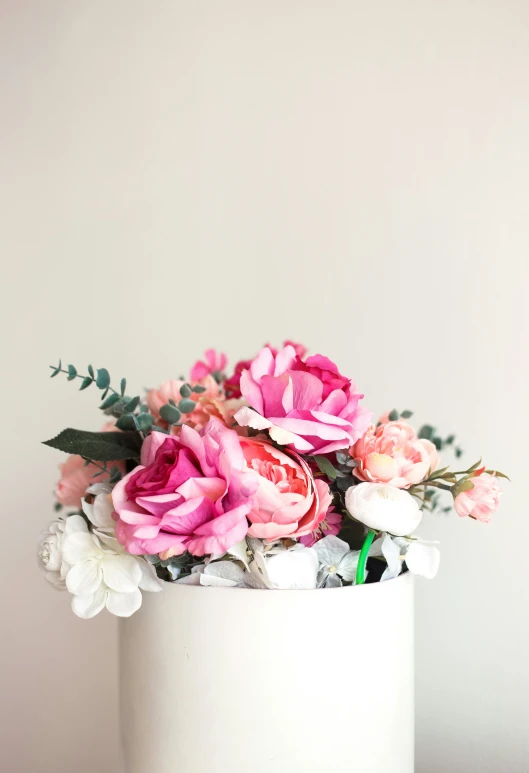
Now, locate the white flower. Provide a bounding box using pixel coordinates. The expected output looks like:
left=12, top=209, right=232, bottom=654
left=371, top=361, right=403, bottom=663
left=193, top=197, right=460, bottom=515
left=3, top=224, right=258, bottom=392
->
left=312, top=535, right=360, bottom=588
left=245, top=541, right=319, bottom=589
left=37, top=514, right=85, bottom=589
left=372, top=533, right=440, bottom=580
left=345, top=482, right=422, bottom=536
left=177, top=561, right=247, bottom=587
left=82, top=482, right=115, bottom=534
left=62, top=519, right=163, bottom=618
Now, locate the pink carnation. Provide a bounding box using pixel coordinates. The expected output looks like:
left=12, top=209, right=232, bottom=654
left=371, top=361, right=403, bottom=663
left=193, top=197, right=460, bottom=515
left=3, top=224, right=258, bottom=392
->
left=454, top=473, right=502, bottom=523
left=351, top=420, right=439, bottom=488
left=240, top=436, right=332, bottom=541
left=299, top=509, right=342, bottom=547
left=112, top=420, right=258, bottom=557
left=190, top=349, right=227, bottom=382
left=234, top=346, right=371, bottom=454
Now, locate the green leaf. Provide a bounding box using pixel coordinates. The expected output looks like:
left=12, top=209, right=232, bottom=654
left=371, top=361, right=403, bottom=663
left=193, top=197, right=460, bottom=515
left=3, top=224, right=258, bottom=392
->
left=88, top=365, right=95, bottom=378
left=96, top=368, right=110, bottom=389
left=115, top=414, right=137, bottom=431
left=432, top=436, right=442, bottom=450
left=445, top=434, right=455, bottom=445
left=400, top=410, right=413, bottom=419
left=455, top=447, right=463, bottom=458
left=139, top=403, right=149, bottom=413
left=79, top=376, right=93, bottom=391
left=152, top=425, right=169, bottom=434
left=457, top=479, right=475, bottom=493
left=485, top=470, right=511, bottom=481
left=50, top=360, right=62, bottom=378
left=54, top=501, right=63, bottom=511
left=312, top=455, right=338, bottom=480
left=388, top=409, right=399, bottom=421
left=418, top=424, right=434, bottom=440
left=100, top=393, right=121, bottom=410
left=42, top=429, right=141, bottom=461
left=335, top=452, right=349, bottom=465
left=137, top=413, right=154, bottom=432
left=120, top=378, right=127, bottom=396
left=124, top=396, right=140, bottom=413
left=191, top=384, right=207, bottom=394
left=108, top=466, right=122, bottom=484
left=178, top=399, right=196, bottom=414
left=67, top=364, right=77, bottom=381
left=160, top=404, right=181, bottom=425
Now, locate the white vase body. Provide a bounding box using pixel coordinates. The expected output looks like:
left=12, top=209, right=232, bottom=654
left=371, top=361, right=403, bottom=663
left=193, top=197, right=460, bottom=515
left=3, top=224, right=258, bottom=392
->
left=120, top=572, right=414, bottom=773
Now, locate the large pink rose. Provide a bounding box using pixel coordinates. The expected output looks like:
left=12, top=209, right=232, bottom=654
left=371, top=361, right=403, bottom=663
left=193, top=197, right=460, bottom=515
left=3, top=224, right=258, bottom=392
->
left=240, top=437, right=333, bottom=541
left=234, top=346, right=372, bottom=454
left=454, top=473, right=501, bottom=523
left=112, top=420, right=258, bottom=557
left=351, top=420, right=439, bottom=488
left=146, top=375, right=240, bottom=431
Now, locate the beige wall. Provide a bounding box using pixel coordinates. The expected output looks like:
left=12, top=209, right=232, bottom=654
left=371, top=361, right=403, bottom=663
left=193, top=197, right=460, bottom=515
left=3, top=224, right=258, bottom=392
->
left=1, top=1, right=528, bottom=771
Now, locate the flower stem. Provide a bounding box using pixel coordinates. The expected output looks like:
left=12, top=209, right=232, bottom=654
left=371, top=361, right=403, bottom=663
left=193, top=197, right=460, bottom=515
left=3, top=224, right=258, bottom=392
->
left=356, top=529, right=376, bottom=585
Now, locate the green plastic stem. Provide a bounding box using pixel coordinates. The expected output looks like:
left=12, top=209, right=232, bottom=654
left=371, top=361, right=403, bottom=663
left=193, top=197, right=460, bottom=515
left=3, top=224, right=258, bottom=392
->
left=356, top=529, right=376, bottom=585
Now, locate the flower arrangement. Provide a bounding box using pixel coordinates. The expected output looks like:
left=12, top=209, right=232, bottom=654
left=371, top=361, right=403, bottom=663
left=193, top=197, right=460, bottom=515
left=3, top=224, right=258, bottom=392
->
left=38, top=343, right=507, bottom=618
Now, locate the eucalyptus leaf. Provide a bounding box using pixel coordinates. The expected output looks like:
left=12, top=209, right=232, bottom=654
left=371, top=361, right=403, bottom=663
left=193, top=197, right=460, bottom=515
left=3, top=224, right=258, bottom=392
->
left=43, top=428, right=141, bottom=461
left=400, top=410, right=413, bottom=419
left=191, top=384, right=207, bottom=394
left=96, top=368, right=111, bottom=389
left=120, top=378, right=127, bottom=396
left=79, top=376, right=93, bottom=391
left=388, top=409, right=399, bottom=421
left=124, top=396, right=140, bottom=413
left=100, top=393, right=121, bottom=410
left=178, top=399, right=196, bottom=414
left=160, top=404, right=181, bottom=424
left=180, top=383, right=192, bottom=398
left=67, top=364, right=77, bottom=381
left=50, top=360, right=62, bottom=378
left=418, top=425, right=434, bottom=440
left=137, top=413, right=154, bottom=431
left=88, top=365, right=95, bottom=378
left=115, top=414, right=137, bottom=431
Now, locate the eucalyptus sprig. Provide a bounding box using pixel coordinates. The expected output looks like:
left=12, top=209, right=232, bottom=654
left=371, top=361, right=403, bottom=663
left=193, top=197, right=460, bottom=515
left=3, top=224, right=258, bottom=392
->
left=155, top=382, right=207, bottom=432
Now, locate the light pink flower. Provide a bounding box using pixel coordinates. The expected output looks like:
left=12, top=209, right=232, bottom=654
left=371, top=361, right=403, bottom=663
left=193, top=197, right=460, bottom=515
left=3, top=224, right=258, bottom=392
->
left=112, top=420, right=258, bottom=557
left=55, top=424, right=125, bottom=508
left=454, top=473, right=502, bottom=523
left=234, top=346, right=372, bottom=454
left=240, top=437, right=333, bottom=541
left=351, top=420, right=439, bottom=489
left=146, top=376, right=240, bottom=431
left=190, top=349, right=227, bottom=382
left=299, top=508, right=342, bottom=547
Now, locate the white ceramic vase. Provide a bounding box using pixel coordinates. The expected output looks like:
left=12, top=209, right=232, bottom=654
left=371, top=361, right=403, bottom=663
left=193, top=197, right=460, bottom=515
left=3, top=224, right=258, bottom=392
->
left=119, top=572, right=414, bottom=773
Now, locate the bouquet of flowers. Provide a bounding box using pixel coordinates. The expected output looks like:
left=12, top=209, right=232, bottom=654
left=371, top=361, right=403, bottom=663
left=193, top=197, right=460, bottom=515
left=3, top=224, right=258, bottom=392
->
left=38, top=342, right=507, bottom=618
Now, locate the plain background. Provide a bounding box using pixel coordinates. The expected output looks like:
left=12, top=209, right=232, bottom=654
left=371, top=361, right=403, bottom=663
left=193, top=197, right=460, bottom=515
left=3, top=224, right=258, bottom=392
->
left=1, top=1, right=528, bottom=771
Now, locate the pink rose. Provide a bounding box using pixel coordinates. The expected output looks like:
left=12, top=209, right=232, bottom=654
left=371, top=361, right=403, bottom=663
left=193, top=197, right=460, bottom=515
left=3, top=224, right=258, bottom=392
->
left=112, top=420, right=258, bottom=557
left=146, top=376, right=239, bottom=431
left=55, top=423, right=125, bottom=508
left=454, top=473, right=502, bottom=523
left=351, top=420, right=439, bottom=488
left=299, top=508, right=342, bottom=547
left=234, top=346, right=372, bottom=455
left=240, top=437, right=333, bottom=541
left=224, top=342, right=307, bottom=399
left=190, top=348, right=227, bottom=382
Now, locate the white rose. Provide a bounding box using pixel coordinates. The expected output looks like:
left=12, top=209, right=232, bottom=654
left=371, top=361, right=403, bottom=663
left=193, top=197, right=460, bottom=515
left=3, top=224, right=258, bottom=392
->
left=345, top=482, right=422, bottom=537
left=37, top=514, right=88, bottom=589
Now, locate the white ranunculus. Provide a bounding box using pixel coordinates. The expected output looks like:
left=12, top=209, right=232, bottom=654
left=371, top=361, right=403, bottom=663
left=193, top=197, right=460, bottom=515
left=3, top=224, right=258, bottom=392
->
left=61, top=520, right=163, bottom=619
left=345, top=482, right=422, bottom=537
left=37, top=514, right=88, bottom=590
left=312, top=535, right=360, bottom=588
left=372, top=533, right=440, bottom=580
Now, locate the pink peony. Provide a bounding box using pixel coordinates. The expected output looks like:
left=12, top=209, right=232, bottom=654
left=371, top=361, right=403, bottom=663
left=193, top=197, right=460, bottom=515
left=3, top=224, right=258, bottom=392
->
left=55, top=423, right=125, bottom=508
left=351, top=420, right=439, bottom=489
left=454, top=473, right=502, bottom=523
left=225, top=342, right=307, bottom=399
left=112, top=420, right=258, bottom=557
left=190, top=349, right=227, bottom=382
left=146, top=376, right=240, bottom=431
left=234, top=346, right=372, bottom=455
left=240, top=437, right=333, bottom=541
left=299, top=508, right=342, bottom=547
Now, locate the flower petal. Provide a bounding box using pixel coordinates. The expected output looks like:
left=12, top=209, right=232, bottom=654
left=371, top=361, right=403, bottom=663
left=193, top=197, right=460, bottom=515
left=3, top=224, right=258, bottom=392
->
left=324, top=572, right=343, bottom=588
left=62, top=531, right=102, bottom=565
left=312, top=535, right=350, bottom=568
left=71, top=586, right=107, bottom=619
left=405, top=542, right=440, bottom=579
left=102, top=554, right=142, bottom=593
left=66, top=560, right=103, bottom=596
left=337, top=550, right=360, bottom=582
left=105, top=588, right=142, bottom=617
left=137, top=560, right=164, bottom=592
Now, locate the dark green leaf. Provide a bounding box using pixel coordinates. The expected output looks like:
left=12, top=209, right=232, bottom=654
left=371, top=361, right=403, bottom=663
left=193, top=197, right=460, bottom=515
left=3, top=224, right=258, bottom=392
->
left=191, top=384, right=207, bottom=394
left=168, top=399, right=176, bottom=407
left=120, top=378, right=127, bottom=396
left=139, top=403, right=149, bottom=413
left=178, top=399, right=196, bottom=414
left=418, top=424, right=434, bottom=440
left=335, top=452, right=349, bottom=465
left=100, top=393, right=121, bottom=410
left=50, top=360, right=62, bottom=378
left=54, top=501, right=63, bottom=511
left=400, top=410, right=413, bottom=419
left=79, top=376, right=93, bottom=391
left=337, top=476, right=352, bottom=491
left=152, top=425, right=169, bottom=434
left=137, top=413, right=154, bottom=432
left=67, top=364, right=77, bottom=381
left=180, top=383, right=192, bottom=398
left=43, top=428, right=141, bottom=461
left=109, top=466, right=122, bottom=484
left=445, top=434, right=455, bottom=445
left=160, top=404, right=182, bottom=424
left=485, top=470, right=510, bottom=481
left=388, top=409, right=399, bottom=421
left=455, top=447, right=463, bottom=458
left=124, top=396, right=140, bottom=413
left=312, top=455, right=338, bottom=480
left=96, top=368, right=110, bottom=389
left=92, top=470, right=104, bottom=478
left=88, top=365, right=95, bottom=378
left=115, top=414, right=137, bottom=431
left=433, top=436, right=442, bottom=450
